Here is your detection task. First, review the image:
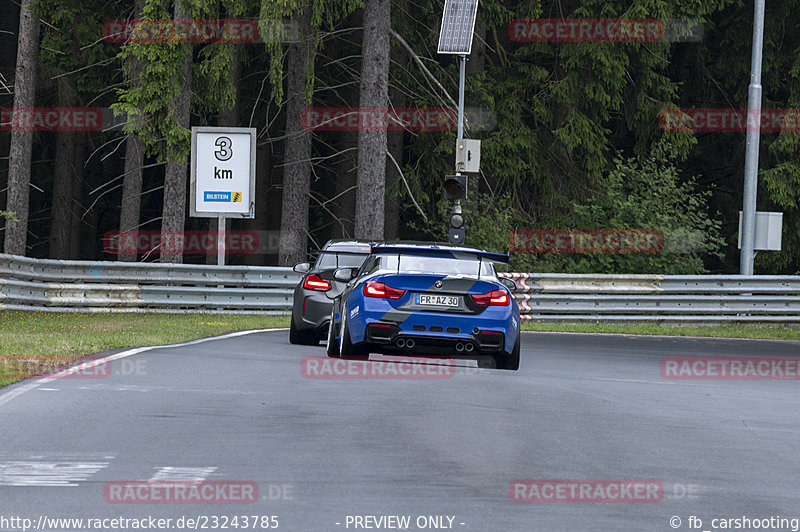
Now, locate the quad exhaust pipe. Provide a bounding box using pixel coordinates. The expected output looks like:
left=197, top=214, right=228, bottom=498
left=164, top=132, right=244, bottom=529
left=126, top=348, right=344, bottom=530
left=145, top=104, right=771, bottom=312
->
left=396, top=337, right=472, bottom=352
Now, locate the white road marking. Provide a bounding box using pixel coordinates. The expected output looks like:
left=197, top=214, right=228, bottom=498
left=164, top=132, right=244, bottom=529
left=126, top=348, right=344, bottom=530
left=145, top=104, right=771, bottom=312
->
left=593, top=377, right=684, bottom=385
left=149, top=466, right=217, bottom=482
left=0, top=460, right=109, bottom=487
left=0, top=329, right=276, bottom=408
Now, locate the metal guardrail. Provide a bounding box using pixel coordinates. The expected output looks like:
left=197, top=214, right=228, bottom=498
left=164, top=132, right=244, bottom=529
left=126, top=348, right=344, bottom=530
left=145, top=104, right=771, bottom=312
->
left=1, top=254, right=799, bottom=322
left=0, top=254, right=302, bottom=314
left=499, top=272, right=800, bottom=322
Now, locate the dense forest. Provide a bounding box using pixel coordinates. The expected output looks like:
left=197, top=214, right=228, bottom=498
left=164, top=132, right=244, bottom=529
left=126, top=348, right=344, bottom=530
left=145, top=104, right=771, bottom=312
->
left=0, top=0, right=798, bottom=274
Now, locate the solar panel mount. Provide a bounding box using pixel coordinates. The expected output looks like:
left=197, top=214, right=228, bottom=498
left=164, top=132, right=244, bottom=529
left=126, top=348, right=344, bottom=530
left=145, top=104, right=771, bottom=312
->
left=437, top=0, right=480, bottom=55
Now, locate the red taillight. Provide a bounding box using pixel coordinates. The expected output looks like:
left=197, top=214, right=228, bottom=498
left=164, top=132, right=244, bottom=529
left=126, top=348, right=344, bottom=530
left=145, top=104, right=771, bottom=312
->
left=471, top=289, right=511, bottom=306
left=303, top=274, right=331, bottom=291
left=363, top=281, right=405, bottom=299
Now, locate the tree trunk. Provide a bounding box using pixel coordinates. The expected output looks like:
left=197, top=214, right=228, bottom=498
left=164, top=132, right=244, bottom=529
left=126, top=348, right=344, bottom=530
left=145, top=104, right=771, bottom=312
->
left=0, top=1, right=20, bottom=220
left=3, top=0, right=39, bottom=255
left=118, top=0, right=146, bottom=262
left=278, top=2, right=314, bottom=266
left=119, top=134, right=144, bottom=260
left=355, top=0, right=390, bottom=240
left=329, top=133, right=358, bottom=240
left=244, top=139, right=272, bottom=265
left=159, top=1, right=192, bottom=264
left=49, top=79, right=77, bottom=259
left=72, top=133, right=92, bottom=259
left=219, top=49, right=242, bottom=127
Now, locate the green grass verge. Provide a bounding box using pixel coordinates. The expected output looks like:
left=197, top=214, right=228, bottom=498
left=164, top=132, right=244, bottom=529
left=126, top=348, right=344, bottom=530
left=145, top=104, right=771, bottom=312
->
left=0, top=311, right=290, bottom=388
left=521, top=321, right=800, bottom=341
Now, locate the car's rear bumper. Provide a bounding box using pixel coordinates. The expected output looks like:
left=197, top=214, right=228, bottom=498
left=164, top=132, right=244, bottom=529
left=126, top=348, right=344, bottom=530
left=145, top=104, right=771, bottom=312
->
left=361, top=321, right=510, bottom=356
left=292, top=288, right=333, bottom=335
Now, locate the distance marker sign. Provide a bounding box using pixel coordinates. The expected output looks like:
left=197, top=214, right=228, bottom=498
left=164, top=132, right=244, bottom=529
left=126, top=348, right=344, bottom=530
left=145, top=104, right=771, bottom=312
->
left=190, top=126, right=256, bottom=217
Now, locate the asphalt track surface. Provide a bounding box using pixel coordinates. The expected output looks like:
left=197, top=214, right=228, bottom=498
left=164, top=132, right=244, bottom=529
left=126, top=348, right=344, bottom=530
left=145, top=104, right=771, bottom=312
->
left=1, top=330, right=800, bottom=532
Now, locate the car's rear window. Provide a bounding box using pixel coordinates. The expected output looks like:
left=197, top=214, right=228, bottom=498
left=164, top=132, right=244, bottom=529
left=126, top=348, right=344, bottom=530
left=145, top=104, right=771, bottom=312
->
left=315, top=250, right=369, bottom=270
left=379, top=252, right=496, bottom=277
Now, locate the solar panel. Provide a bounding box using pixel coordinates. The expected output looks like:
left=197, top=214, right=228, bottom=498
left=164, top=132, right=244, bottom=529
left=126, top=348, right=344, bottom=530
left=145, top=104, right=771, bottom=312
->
left=437, top=0, right=479, bottom=55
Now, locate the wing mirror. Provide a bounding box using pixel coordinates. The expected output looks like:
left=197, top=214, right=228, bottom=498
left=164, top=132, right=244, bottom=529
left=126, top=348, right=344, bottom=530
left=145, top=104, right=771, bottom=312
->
left=293, top=262, right=311, bottom=274
left=333, top=268, right=356, bottom=282
left=500, top=278, right=517, bottom=291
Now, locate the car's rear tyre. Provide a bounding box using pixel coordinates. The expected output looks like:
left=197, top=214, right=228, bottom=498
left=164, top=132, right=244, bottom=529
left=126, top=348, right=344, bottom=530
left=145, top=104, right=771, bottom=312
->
left=339, top=305, right=369, bottom=359
left=495, top=331, right=520, bottom=371
left=290, top=316, right=318, bottom=345
left=326, top=308, right=340, bottom=358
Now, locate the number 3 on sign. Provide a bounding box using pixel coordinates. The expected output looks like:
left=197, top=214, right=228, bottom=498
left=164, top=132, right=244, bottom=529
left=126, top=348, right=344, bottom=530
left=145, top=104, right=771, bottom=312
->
left=214, top=137, right=232, bottom=161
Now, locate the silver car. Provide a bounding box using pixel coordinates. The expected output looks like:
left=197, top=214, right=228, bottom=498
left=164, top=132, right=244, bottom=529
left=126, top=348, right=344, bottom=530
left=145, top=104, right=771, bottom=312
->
left=289, top=240, right=371, bottom=345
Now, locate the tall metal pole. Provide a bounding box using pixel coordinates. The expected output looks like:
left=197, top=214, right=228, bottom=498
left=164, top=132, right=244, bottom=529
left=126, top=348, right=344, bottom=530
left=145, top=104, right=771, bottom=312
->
left=457, top=55, right=466, bottom=141
left=450, top=54, right=466, bottom=244
left=740, top=0, right=766, bottom=275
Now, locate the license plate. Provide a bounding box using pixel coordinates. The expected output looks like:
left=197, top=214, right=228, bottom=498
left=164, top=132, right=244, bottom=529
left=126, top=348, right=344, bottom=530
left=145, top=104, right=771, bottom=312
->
left=416, top=294, right=460, bottom=307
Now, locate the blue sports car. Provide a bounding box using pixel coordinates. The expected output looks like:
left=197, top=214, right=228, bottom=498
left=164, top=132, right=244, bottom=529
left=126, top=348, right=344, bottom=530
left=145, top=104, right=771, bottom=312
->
left=326, top=243, right=520, bottom=370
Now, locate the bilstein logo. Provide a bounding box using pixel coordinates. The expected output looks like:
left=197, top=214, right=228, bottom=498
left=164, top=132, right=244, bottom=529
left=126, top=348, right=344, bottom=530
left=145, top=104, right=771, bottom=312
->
left=204, top=191, right=242, bottom=203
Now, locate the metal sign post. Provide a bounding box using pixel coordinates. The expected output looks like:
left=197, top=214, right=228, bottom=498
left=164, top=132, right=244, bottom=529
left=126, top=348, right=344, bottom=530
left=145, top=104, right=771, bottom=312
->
left=190, top=126, right=256, bottom=266
left=217, top=216, right=226, bottom=266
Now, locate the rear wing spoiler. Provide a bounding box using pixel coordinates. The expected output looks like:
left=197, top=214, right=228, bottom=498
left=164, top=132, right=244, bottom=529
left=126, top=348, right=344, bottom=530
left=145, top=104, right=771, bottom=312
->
left=370, top=244, right=510, bottom=264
